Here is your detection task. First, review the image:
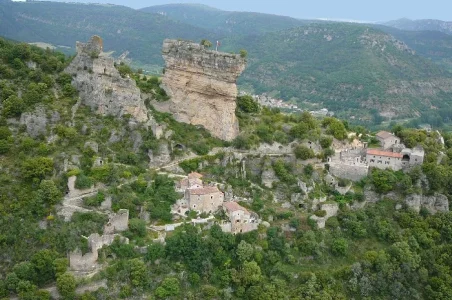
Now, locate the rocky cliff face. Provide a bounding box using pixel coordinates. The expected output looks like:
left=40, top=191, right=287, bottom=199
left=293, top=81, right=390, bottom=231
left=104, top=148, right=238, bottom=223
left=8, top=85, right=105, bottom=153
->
left=65, top=36, right=148, bottom=122
left=158, top=39, right=246, bottom=141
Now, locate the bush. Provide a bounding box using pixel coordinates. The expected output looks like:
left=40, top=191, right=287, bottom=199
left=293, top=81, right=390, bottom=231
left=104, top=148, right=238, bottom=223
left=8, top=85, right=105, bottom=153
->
left=294, top=145, right=315, bottom=160
left=314, top=210, right=327, bottom=217
left=75, top=174, right=93, bottom=189
left=2, top=95, right=25, bottom=117
left=21, top=157, right=53, bottom=180
left=237, top=95, right=259, bottom=113
left=129, top=218, right=147, bottom=238
left=83, top=192, right=105, bottom=207
left=320, top=136, right=333, bottom=149
left=331, top=238, right=348, bottom=256
left=240, top=49, right=248, bottom=58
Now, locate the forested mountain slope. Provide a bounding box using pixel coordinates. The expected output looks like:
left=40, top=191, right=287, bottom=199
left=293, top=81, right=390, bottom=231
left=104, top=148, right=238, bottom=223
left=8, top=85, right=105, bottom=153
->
left=0, top=1, right=214, bottom=72
left=141, top=3, right=315, bottom=35
left=223, top=24, right=452, bottom=122
left=384, top=18, right=452, bottom=35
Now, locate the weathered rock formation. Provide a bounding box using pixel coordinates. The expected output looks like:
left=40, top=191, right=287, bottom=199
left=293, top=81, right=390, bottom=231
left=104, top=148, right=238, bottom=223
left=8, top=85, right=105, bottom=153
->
left=158, top=39, right=246, bottom=141
left=65, top=36, right=148, bottom=122
left=310, top=203, right=339, bottom=229
left=405, top=193, right=449, bottom=214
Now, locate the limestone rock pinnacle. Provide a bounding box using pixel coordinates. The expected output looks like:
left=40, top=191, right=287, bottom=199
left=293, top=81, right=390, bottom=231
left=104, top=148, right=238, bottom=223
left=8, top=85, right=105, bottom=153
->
left=159, top=39, right=246, bottom=141
left=65, top=36, right=148, bottom=122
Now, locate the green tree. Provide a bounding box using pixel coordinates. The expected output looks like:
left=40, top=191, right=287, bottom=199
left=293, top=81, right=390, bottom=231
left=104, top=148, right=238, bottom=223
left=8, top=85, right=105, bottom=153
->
left=2, top=95, right=25, bottom=117
left=237, top=95, right=259, bottom=113
left=294, top=145, right=315, bottom=160
left=331, top=238, right=348, bottom=256
left=31, top=250, right=58, bottom=285
left=320, top=136, right=333, bottom=149
left=240, top=49, right=248, bottom=58
left=236, top=240, right=254, bottom=262
left=128, top=258, right=147, bottom=288
left=200, top=39, right=213, bottom=48
left=21, top=157, right=54, bottom=180
left=56, top=273, right=76, bottom=300
left=128, top=218, right=147, bottom=238
left=37, top=180, right=62, bottom=206
left=155, top=277, right=180, bottom=298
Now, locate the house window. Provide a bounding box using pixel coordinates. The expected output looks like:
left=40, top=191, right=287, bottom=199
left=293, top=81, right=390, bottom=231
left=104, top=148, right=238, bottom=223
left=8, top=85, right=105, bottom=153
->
left=370, top=159, right=375, bottom=163
left=377, top=160, right=382, bottom=164
left=385, top=161, right=389, bottom=165
left=211, top=196, right=213, bottom=199
left=193, top=205, right=196, bottom=208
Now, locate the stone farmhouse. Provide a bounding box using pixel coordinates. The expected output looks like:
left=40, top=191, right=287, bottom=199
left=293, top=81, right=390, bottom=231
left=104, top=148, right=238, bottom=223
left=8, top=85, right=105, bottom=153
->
left=376, top=131, right=401, bottom=149
left=174, top=172, right=224, bottom=215
left=329, top=131, right=424, bottom=181
left=223, top=201, right=259, bottom=234
left=172, top=173, right=260, bottom=234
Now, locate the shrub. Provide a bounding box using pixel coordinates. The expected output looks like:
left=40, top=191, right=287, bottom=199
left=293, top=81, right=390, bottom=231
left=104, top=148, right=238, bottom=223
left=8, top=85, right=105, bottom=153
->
left=314, top=210, right=327, bottom=217
left=294, top=145, right=315, bottom=160
left=2, top=95, right=25, bottom=117
left=331, top=238, right=348, bottom=256
left=240, top=49, right=248, bottom=58
left=237, top=95, right=259, bottom=113
left=75, top=174, right=93, bottom=189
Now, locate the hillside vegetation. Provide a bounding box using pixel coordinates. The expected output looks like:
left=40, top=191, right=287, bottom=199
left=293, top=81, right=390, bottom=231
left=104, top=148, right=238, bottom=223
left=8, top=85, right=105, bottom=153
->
left=2, top=34, right=452, bottom=300
left=3, top=1, right=452, bottom=124
left=141, top=3, right=314, bottom=35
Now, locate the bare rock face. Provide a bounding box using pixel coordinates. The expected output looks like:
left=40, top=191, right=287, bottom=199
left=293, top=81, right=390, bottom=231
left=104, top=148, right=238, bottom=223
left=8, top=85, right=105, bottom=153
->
left=159, top=39, right=246, bottom=141
left=65, top=36, right=148, bottom=122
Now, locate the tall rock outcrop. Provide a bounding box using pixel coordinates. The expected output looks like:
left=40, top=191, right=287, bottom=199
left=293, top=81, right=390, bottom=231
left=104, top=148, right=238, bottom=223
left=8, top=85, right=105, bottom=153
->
left=159, top=39, right=246, bottom=141
left=65, top=36, right=148, bottom=122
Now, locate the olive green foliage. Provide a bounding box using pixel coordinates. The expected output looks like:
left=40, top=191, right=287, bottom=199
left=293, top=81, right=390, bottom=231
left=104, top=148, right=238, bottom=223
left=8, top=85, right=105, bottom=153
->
left=134, top=74, right=169, bottom=102
left=56, top=273, right=76, bottom=300
left=21, top=157, right=54, bottom=180
left=200, top=39, right=213, bottom=48
left=294, top=145, right=315, bottom=160
left=240, top=49, right=248, bottom=58
left=151, top=108, right=224, bottom=155
left=272, top=160, right=297, bottom=185
left=146, top=175, right=179, bottom=222
left=115, top=62, right=133, bottom=78
left=236, top=95, right=259, bottom=113
left=322, top=117, right=348, bottom=140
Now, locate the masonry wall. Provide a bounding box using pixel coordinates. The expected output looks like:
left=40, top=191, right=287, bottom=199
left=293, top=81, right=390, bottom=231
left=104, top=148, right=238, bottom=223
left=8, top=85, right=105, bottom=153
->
left=366, top=154, right=402, bottom=170
left=329, top=163, right=369, bottom=181
left=189, top=192, right=224, bottom=213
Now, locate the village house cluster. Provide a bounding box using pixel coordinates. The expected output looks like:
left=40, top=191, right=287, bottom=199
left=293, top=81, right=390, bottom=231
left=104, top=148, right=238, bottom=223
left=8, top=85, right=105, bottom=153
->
left=174, top=172, right=259, bottom=234
left=329, top=131, right=425, bottom=181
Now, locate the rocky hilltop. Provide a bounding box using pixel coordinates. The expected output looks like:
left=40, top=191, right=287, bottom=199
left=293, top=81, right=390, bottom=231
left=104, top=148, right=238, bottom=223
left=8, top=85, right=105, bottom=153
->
left=65, top=36, right=148, bottom=122
left=158, top=39, right=246, bottom=141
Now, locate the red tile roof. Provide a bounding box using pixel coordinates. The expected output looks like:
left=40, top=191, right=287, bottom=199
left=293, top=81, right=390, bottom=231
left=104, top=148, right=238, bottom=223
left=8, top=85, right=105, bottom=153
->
left=376, top=131, right=396, bottom=140
left=223, top=201, right=249, bottom=213
left=188, top=186, right=221, bottom=195
left=188, top=172, right=203, bottom=179
left=367, top=149, right=403, bottom=158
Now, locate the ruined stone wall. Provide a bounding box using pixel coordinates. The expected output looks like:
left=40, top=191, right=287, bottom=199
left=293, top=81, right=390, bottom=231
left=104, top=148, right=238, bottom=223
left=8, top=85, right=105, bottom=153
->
left=66, top=36, right=148, bottom=122
left=329, top=162, right=369, bottom=182
left=159, top=39, right=246, bottom=141
left=103, top=209, right=129, bottom=234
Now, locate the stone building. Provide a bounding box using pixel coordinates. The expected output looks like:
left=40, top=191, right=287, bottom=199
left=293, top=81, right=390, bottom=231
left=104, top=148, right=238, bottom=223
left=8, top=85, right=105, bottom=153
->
left=223, top=202, right=259, bottom=234
left=376, top=131, right=401, bottom=149
left=366, top=149, right=404, bottom=171
left=176, top=172, right=203, bottom=192
left=185, top=186, right=224, bottom=214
